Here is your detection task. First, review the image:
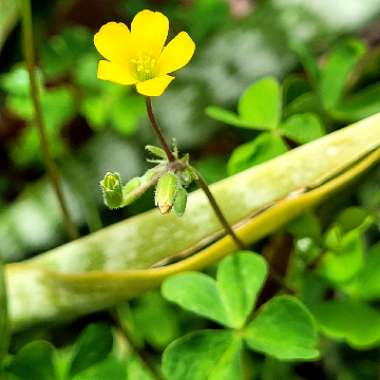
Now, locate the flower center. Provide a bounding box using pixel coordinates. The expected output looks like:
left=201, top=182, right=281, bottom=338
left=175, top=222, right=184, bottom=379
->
left=131, top=53, right=157, bottom=81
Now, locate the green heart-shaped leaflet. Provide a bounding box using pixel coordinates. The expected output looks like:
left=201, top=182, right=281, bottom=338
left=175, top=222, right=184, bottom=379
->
left=162, top=251, right=267, bottom=328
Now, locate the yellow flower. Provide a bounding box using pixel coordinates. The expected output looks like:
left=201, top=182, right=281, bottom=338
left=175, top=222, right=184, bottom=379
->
left=94, top=10, right=196, bottom=97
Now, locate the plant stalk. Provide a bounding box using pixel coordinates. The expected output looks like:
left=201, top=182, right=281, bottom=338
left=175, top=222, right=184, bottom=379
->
left=192, top=169, right=245, bottom=248
left=144, top=97, right=244, bottom=249
left=145, top=97, right=176, bottom=162
left=20, top=0, right=79, bottom=240
left=0, top=260, right=9, bottom=379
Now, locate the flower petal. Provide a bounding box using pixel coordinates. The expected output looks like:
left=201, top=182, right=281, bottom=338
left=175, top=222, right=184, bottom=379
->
left=97, top=60, right=137, bottom=85
left=158, top=32, right=196, bottom=75
left=94, top=22, right=134, bottom=64
left=131, top=10, right=169, bottom=56
left=136, top=75, right=174, bottom=96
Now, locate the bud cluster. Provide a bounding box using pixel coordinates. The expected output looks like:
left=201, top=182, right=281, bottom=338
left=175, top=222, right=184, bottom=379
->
left=100, top=143, right=197, bottom=217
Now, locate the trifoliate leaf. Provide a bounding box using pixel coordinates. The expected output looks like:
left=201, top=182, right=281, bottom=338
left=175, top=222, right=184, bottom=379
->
left=244, top=296, right=319, bottom=360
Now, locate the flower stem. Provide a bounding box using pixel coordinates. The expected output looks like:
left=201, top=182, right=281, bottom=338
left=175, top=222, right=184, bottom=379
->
left=20, top=0, right=79, bottom=240
left=0, top=260, right=9, bottom=375
left=144, top=98, right=244, bottom=249
left=191, top=169, right=244, bottom=248
left=145, top=97, right=175, bottom=162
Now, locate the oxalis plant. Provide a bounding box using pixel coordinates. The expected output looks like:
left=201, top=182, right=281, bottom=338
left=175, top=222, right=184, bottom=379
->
left=93, top=9, right=318, bottom=378
left=2, top=2, right=380, bottom=380
left=160, top=251, right=319, bottom=379
left=96, top=10, right=243, bottom=248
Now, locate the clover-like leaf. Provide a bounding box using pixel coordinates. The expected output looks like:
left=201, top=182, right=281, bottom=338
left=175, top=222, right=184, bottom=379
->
left=283, top=92, right=321, bottom=119
left=312, top=299, right=380, bottom=349
left=280, top=113, right=325, bottom=144
left=228, top=132, right=288, bottom=175
left=286, top=212, right=321, bottom=240
left=80, top=86, right=144, bottom=136
left=217, top=251, right=268, bottom=328
left=5, top=341, right=57, bottom=380
left=319, top=39, right=366, bottom=110
left=319, top=229, right=364, bottom=284
left=344, top=242, right=380, bottom=301
left=162, top=251, right=267, bottom=328
left=205, top=106, right=256, bottom=129
left=290, top=43, right=320, bottom=87
left=238, top=77, right=282, bottom=130
left=0, top=64, right=43, bottom=96
left=127, top=291, right=181, bottom=350
left=283, top=75, right=310, bottom=105
left=162, top=272, right=231, bottom=326
left=162, top=330, right=242, bottom=380
left=71, top=357, right=128, bottom=380
left=334, top=206, right=372, bottom=233
left=244, top=296, right=319, bottom=360
left=69, top=323, right=113, bottom=377
left=333, top=81, right=380, bottom=122
left=41, top=26, right=92, bottom=79
left=207, top=77, right=282, bottom=131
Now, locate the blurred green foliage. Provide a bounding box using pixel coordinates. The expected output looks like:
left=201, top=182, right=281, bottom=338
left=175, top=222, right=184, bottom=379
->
left=3, top=322, right=154, bottom=380
left=1, top=0, right=380, bottom=379
left=207, top=76, right=325, bottom=174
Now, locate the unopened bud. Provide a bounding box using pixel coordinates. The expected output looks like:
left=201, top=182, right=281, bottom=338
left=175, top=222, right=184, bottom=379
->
left=100, top=172, right=123, bottom=209
left=173, top=186, right=188, bottom=217
left=155, top=171, right=178, bottom=214
left=179, top=169, right=193, bottom=187
left=145, top=145, right=167, bottom=159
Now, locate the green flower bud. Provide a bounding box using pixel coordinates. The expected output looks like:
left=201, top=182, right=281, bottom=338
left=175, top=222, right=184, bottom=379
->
left=155, top=171, right=178, bottom=214
left=145, top=145, right=167, bottom=159
left=173, top=186, right=188, bottom=217
left=179, top=169, right=193, bottom=187
left=100, top=172, right=123, bottom=209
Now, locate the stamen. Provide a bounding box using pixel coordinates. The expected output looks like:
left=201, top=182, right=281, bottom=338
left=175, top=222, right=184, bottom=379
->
left=131, top=53, right=157, bottom=81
